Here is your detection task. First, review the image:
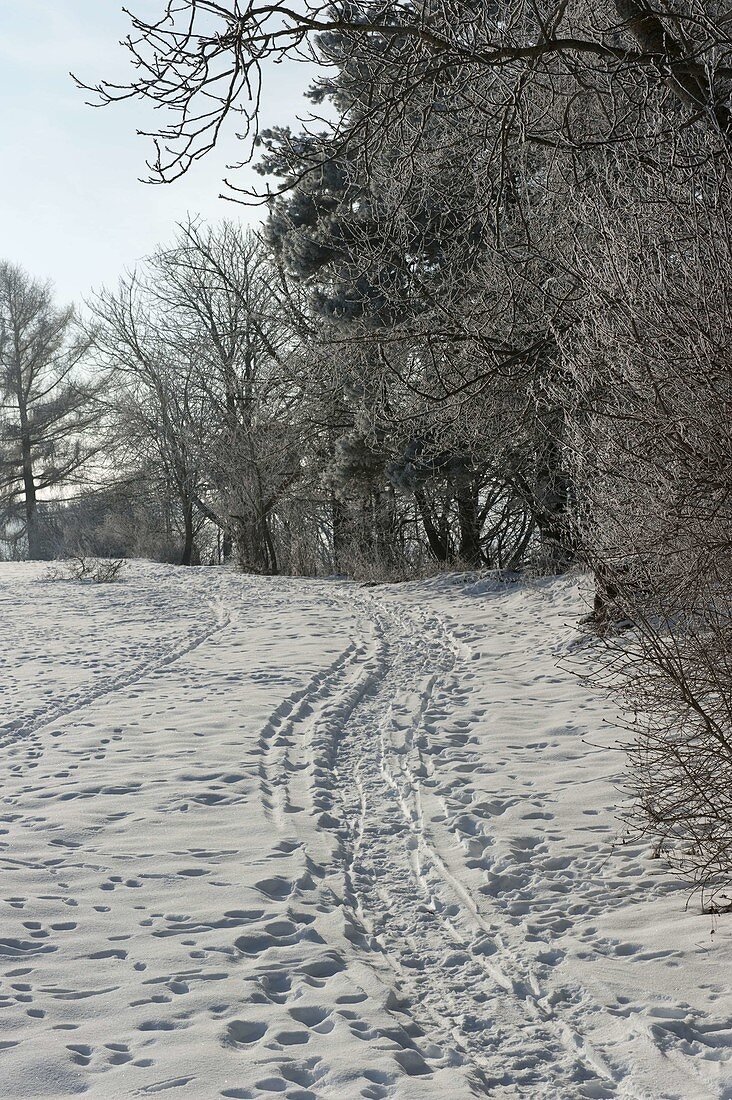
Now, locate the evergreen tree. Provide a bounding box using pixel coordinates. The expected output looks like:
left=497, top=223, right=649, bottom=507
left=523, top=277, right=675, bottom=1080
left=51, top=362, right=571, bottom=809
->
left=0, top=262, right=97, bottom=559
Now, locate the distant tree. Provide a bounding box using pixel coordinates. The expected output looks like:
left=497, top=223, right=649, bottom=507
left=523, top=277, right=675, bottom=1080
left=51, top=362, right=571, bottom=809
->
left=149, top=221, right=307, bottom=573
left=90, top=274, right=212, bottom=567
left=91, top=223, right=310, bottom=572
left=0, top=262, right=97, bottom=559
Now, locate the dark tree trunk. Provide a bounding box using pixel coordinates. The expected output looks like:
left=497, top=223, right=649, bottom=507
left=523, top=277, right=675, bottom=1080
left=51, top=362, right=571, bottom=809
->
left=180, top=501, right=195, bottom=566
left=414, top=488, right=450, bottom=562
left=23, top=474, right=40, bottom=559
left=20, top=416, right=41, bottom=559
left=232, top=513, right=269, bottom=574
left=615, top=0, right=732, bottom=137
left=456, top=480, right=482, bottom=566
left=263, top=516, right=278, bottom=575
left=332, top=495, right=347, bottom=572
left=374, top=485, right=398, bottom=567
left=593, top=574, right=614, bottom=634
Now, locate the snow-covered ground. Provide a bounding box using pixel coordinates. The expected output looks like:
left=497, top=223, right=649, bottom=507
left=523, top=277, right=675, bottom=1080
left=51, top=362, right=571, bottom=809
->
left=0, top=562, right=729, bottom=1100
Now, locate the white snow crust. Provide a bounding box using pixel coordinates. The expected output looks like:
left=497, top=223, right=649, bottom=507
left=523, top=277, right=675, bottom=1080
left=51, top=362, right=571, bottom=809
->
left=0, top=561, right=729, bottom=1099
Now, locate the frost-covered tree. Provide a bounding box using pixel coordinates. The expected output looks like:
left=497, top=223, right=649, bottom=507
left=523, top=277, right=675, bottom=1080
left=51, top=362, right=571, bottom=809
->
left=82, top=1, right=732, bottom=572
left=90, top=273, right=211, bottom=567
left=91, top=223, right=314, bottom=572
left=556, top=149, right=732, bottom=904
left=0, top=262, right=97, bottom=559
left=83, top=2, right=732, bottom=186
left=149, top=222, right=308, bottom=573
left=256, top=16, right=578, bottom=570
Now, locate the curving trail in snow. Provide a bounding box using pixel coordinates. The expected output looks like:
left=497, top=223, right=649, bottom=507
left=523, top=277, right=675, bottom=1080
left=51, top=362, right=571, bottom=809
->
left=0, top=563, right=729, bottom=1099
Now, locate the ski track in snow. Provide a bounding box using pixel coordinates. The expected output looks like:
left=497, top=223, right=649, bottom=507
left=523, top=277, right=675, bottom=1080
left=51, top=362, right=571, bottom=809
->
left=259, top=589, right=620, bottom=1097
left=0, top=563, right=730, bottom=1100
left=0, top=597, right=231, bottom=752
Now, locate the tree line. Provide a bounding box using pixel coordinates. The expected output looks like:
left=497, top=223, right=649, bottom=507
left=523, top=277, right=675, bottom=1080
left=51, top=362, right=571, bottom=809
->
left=2, top=0, right=731, bottom=903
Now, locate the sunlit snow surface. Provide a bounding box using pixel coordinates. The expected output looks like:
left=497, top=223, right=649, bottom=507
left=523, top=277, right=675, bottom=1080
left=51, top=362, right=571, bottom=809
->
left=0, top=562, right=729, bottom=1099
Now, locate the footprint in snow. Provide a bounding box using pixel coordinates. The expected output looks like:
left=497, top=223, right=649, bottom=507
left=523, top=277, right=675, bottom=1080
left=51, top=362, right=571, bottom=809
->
left=224, top=1019, right=268, bottom=1046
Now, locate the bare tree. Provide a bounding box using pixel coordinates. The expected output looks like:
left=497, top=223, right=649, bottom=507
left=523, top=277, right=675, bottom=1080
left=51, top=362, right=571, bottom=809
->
left=79, top=1, right=732, bottom=191
left=91, top=273, right=214, bottom=566
left=150, top=221, right=308, bottom=572
left=90, top=223, right=313, bottom=572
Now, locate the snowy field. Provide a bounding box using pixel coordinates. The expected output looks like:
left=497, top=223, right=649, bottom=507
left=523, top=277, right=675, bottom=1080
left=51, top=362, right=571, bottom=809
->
left=0, top=562, right=730, bottom=1100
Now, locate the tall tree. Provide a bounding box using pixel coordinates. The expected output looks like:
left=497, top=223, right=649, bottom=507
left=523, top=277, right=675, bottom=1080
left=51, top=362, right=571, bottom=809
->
left=91, top=223, right=308, bottom=572
left=257, top=18, right=577, bottom=569
left=91, top=273, right=213, bottom=567
left=0, top=262, right=96, bottom=559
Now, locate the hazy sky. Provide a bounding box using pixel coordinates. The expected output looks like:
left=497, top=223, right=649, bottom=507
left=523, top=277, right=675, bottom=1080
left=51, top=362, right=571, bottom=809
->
left=0, top=1, right=313, bottom=307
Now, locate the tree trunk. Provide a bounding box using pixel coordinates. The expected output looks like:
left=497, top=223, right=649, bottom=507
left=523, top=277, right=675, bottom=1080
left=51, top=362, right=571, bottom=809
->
left=456, top=480, right=482, bottom=566
left=534, top=399, right=574, bottom=573
left=332, top=495, right=347, bottom=572
left=180, top=501, right=195, bottom=566
left=19, top=412, right=41, bottom=559
left=615, top=0, right=732, bottom=138
left=232, top=513, right=269, bottom=573
left=414, top=488, right=450, bottom=562
left=12, top=338, right=43, bottom=560
left=263, top=515, right=278, bottom=575
left=23, top=466, right=40, bottom=558
left=374, top=485, right=398, bottom=568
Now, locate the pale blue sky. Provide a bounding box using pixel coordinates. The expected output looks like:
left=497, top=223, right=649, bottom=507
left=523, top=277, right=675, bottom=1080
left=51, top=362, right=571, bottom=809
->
left=0, top=1, right=313, bottom=307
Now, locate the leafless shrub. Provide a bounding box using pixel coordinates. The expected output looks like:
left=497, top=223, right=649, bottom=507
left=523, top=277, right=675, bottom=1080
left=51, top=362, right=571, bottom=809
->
left=47, top=556, right=128, bottom=584
left=585, top=595, right=732, bottom=912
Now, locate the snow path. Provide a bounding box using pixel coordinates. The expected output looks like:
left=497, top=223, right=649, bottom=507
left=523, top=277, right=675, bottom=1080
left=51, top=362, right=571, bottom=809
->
left=0, top=564, right=730, bottom=1099
left=264, top=589, right=617, bottom=1096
